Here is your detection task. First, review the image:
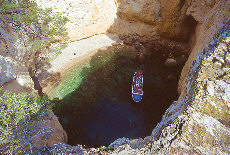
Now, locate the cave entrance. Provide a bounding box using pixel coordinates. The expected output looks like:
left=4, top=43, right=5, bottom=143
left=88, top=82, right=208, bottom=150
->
left=51, top=45, right=188, bottom=147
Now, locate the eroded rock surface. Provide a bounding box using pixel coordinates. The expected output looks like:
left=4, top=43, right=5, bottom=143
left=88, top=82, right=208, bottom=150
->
left=34, top=0, right=118, bottom=41
left=0, top=6, right=68, bottom=153
left=179, top=0, right=230, bottom=96
left=151, top=22, right=230, bottom=154
left=0, top=56, right=17, bottom=86
left=30, top=110, right=68, bottom=148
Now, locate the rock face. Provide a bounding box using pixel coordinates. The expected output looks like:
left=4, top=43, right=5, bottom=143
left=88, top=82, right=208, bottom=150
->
left=151, top=21, right=230, bottom=154
left=0, top=56, right=17, bottom=86
left=34, top=0, right=117, bottom=41
left=107, top=0, right=161, bottom=38
left=0, top=55, right=34, bottom=89
left=0, top=15, right=40, bottom=89
left=117, top=0, right=161, bottom=24
left=158, top=0, right=197, bottom=40
left=46, top=16, right=230, bottom=155
left=34, top=0, right=197, bottom=42
left=178, top=0, right=230, bottom=99
left=29, top=110, right=68, bottom=149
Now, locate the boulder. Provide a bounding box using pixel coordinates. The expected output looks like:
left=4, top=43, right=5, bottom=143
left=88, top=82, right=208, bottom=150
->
left=117, top=0, right=161, bottom=25
left=0, top=56, right=17, bottom=87
left=164, top=58, right=178, bottom=66
left=30, top=110, right=68, bottom=148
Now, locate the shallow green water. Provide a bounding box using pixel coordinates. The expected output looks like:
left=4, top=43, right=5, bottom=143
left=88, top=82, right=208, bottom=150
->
left=51, top=46, right=186, bottom=147
left=49, top=61, right=90, bottom=99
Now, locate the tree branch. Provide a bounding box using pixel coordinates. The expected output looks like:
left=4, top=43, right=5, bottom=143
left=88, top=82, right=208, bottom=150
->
left=0, top=7, right=26, bottom=15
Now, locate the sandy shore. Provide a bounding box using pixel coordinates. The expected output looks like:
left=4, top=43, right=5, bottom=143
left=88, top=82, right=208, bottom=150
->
left=48, top=33, right=122, bottom=73
left=43, top=33, right=122, bottom=97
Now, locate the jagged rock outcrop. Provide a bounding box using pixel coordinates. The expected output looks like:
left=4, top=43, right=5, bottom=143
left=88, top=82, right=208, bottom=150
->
left=25, top=110, right=68, bottom=150
left=0, top=55, right=17, bottom=86
left=151, top=21, right=230, bottom=154
left=179, top=0, right=230, bottom=97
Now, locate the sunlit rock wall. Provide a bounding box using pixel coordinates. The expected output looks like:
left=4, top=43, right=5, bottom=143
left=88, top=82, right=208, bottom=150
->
left=34, top=0, right=197, bottom=42
left=34, top=0, right=118, bottom=41
left=150, top=0, right=230, bottom=154
left=179, top=0, right=230, bottom=99
left=107, top=0, right=161, bottom=38
left=0, top=55, right=17, bottom=86
left=0, top=15, right=34, bottom=88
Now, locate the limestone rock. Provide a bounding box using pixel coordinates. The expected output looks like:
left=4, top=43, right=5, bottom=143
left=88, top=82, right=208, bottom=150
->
left=178, top=0, right=230, bottom=97
left=129, top=138, right=144, bottom=149
left=107, top=16, right=159, bottom=40
left=164, top=58, right=178, bottom=66
left=108, top=137, right=130, bottom=149
left=186, top=0, right=216, bottom=24
left=0, top=22, right=32, bottom=65
left=39, top=110, right=68, bottom=147
left=0, top=56, right=17, bottom=87
left=117, top=0, right=161, bottom=25
left=22, top=110, right=68, bottom=151
left=0, top=79, right=33, bottom=95
left=1, top=0, right=229, bottom=154
left=0, top=55, right=34, bottom=89
left=34, top=0, right=117, bottom=41
left=50, top=143, right=84, bottom=154
left=107, top=1, right=160, bottom=40
left=152, top=18, right=230, bottom=154
left=157, top=0, right=196, bottom=40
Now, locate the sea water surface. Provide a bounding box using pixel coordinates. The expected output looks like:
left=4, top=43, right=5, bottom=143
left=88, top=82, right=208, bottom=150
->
left=50, top=46, right=184, bottom=147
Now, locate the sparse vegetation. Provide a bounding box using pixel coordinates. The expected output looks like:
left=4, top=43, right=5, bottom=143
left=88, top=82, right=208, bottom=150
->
left=0, top=89, right=52, bottom=154
left=0, top=0, right=69, bottom=67
left=0, top=1, right=69, bottom=153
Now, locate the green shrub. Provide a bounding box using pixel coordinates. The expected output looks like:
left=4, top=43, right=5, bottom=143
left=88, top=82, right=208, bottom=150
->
left=0, top=0, right=69, bottom=66
left=0, top=89, right=52, bottom=154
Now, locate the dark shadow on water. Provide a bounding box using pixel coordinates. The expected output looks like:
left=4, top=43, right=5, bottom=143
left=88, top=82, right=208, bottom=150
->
left=52, top=46, right=187, bottom=147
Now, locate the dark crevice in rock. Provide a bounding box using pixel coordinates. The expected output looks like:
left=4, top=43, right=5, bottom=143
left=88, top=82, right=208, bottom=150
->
left=182, top=15, right=198, bottom=42
left=28, top=66, right=44, bottom=97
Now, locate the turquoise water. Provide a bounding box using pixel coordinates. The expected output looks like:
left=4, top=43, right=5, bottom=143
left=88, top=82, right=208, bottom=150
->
left=48, top=60, right=91, bottom=100
left=51, top=46, right=186, bottom=147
